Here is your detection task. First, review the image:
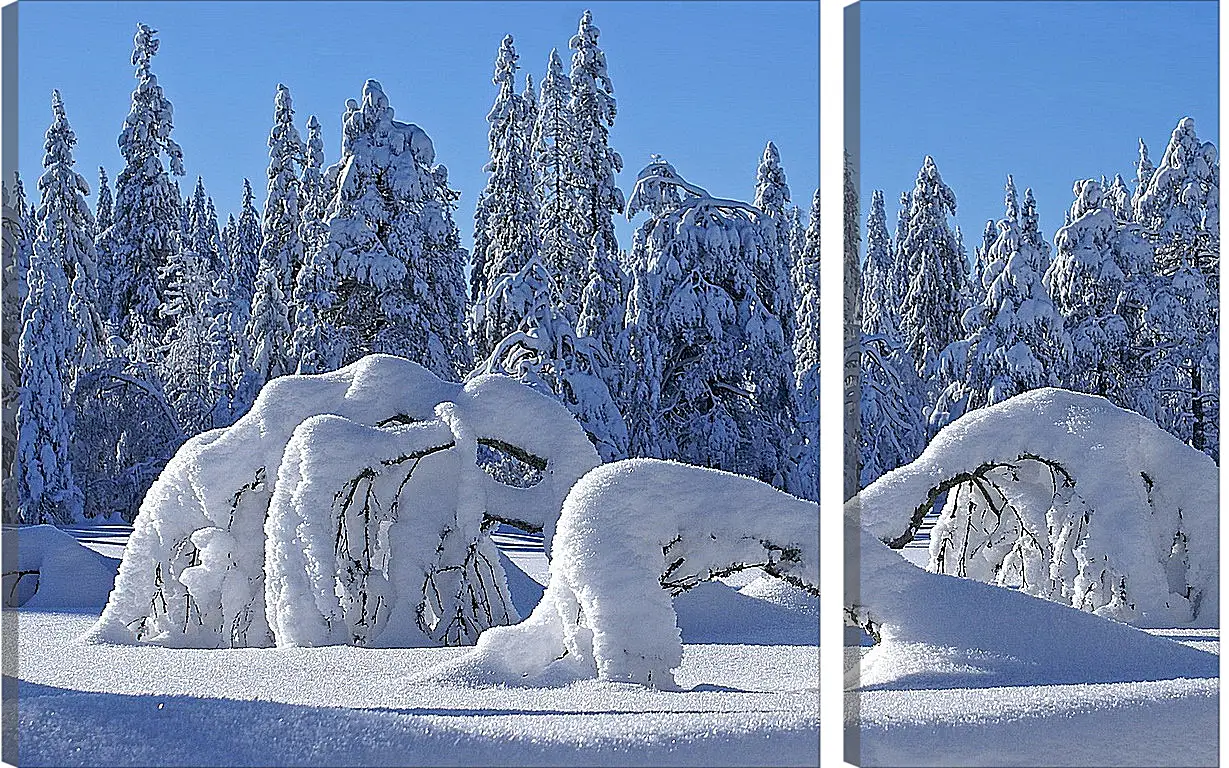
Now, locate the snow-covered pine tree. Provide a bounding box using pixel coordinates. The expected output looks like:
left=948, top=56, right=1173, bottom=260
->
left=1131, top=137, right=1155, bottom=219
left=228, top=179, right=263, bottom=415
left=244, top=260, right=293, bottom=394
left=470, top=36, right=541, bottom=362
left=158, top=176, right=223, bottom=435
left=532, top=48, right=585, bottom=322
left=477, top=254, right=627, bottom=461
left=316, top=80, right=468, bottom=379
left=1, top=176, right=31, bottom=522
left=291, top=115, right=333, bottom=376
left=932, top=176, right=1070, bottom=433
left=95, top=167, right=113, bottom=234
left=261, top=83, right=306, bottom=321
left=789, top=189, right=821, bottom=499
left=575, top=232, right=625, bottom=371
left=1131, top=118, right=1219, bottom=459
left=96, top=23, right=185, bottom=360
left=35, top=91, right=105, bottom=397
left=970, top=219, right=997, bottom=292
left=889, top=190, right=911, bottom=318
left=622, top=157, right=794, bottom=487
left=1043, top=179, right=1137, bottom=402
left=569, top=9, right=624, bottom=257
left=18, top=100, right=92, bottom=523
left=1107, top=173, right=1132, bottom=222
left=843, top=153, right=861, bottom=499
left=298, top=114, right=328, bottom=255
left=754, top=141, right=798, bottom=350
left=898, top=156, right=964, bottom=379
left=858, top=189, right=924, bottom=488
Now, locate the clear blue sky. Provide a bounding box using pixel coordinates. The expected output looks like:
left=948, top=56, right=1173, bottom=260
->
left=18, top=1, right=819, bottom=254
left=857, top=0, right=1218, bottom=254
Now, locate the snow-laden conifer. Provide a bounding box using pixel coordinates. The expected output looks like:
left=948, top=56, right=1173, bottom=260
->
left=316, top=80, right=468, bottom=379
left=932, top=177, right=1071, bottom=432
left=95, top=167, right=113, bottom=235
left=470, top=36, right=541, bottom=361
left=96, top=23, right=185, bottom=359
left=898, top=156, right=964, bottom=378
left=477, top=254, right=628, bottom=461
left=754, top=141, right=798, bottom=349
left=788, top=190, right=821, bottom=498
left=298, top=114, right=328, bottom=255
left=227, top=180, right=263, bottom=415
left=18, top=103, right=88, bottom=523
left=1131, top=137, right=1155, bottom=218
left=622, top=157, right=794, bottom=487
left=569, top=9, right=625, bottom=256
left=532, top=49, right=585, bottom=321
left=1, top=176, right=32, bottom=522
left=261, top=84, right=305, bottom=309
left=35, top=91, right=105, bottom=391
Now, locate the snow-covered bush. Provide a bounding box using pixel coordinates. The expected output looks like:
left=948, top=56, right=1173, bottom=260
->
left=92, top=355, right=599, bottom=648
left=436, top=459, right=818, bottom=689
left=857, top=387, right=1217, bottom=627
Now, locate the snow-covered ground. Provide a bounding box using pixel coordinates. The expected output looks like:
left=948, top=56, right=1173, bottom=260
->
left=9, top=524, right=819, bottom=767
left=850, top=513, right=1219, bottom=767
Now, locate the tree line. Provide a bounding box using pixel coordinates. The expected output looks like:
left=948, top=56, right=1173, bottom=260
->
left=3, top=12, right=820, bottom=525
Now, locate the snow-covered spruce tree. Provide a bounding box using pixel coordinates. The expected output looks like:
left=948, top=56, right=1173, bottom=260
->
left=931, top=176, right=1070, bottom=433
left=298, top=114, right=328, bottom=256
left=477, top=254, right=628, bottom=461
left=575, top=231, right=626, bottom=374
left=970, top=219, right=996, bottom=294
left=291, top=115, right=333, bottom=377
left=158, top=177, right=227, bottom=435
left=889, top=189, right=911, bottom=311
left=569, top=9, right=624, bottom=258
left=470, top=36, right=541, bottom=361
left=843, top=154, right=862, bottom=498
left=261, top=84, right=305, bottom=317
left=18, top=118, right=88, bottom=524
left=754, top=141, right=799, bottom=350
left=1106, top=173, right=1132, bottom=222
left=1131, top=137, right=1155, bottom=220
left=35, top=91, right=106, bottom=399
left=898, top=156, right=964, bottom=381
left=622, top=157, right=794, bottom=487
left=316, top=80, right=468, bottom=379
left=228, top=179, right=263, bottom=413
left=96, top=23, right=185, bottom=359
left=857, top=189, right=924, bottom=488
left=532, top=48, right=585, bottom=322
left=1, top=176, right=32, bottom=522
left=95, top=167, right=113, bottom=235
left=789, top=189, right=821, bottom=499
left=619, top=258, right=666, bottom=460
left=1045, top=179, right=1144, bottom=405
left=244, top=262, right=293, bottom=398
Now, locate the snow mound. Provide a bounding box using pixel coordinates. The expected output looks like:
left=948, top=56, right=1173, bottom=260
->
left=848, top=389, right=1219, bottom=690
left=859, top=387, right=1217, bottom=626
left=3, top=525, right=118, bottom=610
left=91, top=355, right=599, bottom=648
left=433, top=459, right=818, bottom=689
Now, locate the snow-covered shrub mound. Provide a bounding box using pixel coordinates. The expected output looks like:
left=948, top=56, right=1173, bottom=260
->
left=847, top=524, right=1218, bottom=690
left=858, top=387, right=1216, bottom=627
left=434, top=459, right=818, bottom=689
left=92, top=355, right=599, bottom=648
left=3, top=525, right=117, bottom=609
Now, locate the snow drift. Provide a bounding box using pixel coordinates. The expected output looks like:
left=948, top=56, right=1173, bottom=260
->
left=3, top=525, right=117, bottom=609
left=434, top=459, right=819, bottom=689
left=848, top=388, right=1219, bottom=689
left=91, top=355, right=599, bottom=648
left=859, top=387, right=1217, bottom=627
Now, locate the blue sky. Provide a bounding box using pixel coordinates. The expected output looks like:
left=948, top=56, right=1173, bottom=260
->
left=857, top=0, right=1218, bottom=254
left=17, top=1, right=819, bottom=254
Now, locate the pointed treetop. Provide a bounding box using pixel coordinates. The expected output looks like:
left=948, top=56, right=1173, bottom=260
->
left=494, top=35, right=519, bottom=95
left=548, top=47, right=564, bottom=75
left=242, top=178, right=254, bottom=205
left=132, top=23, right=160, bottom=79
left=1003, top=174, right=1019, bottom=223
